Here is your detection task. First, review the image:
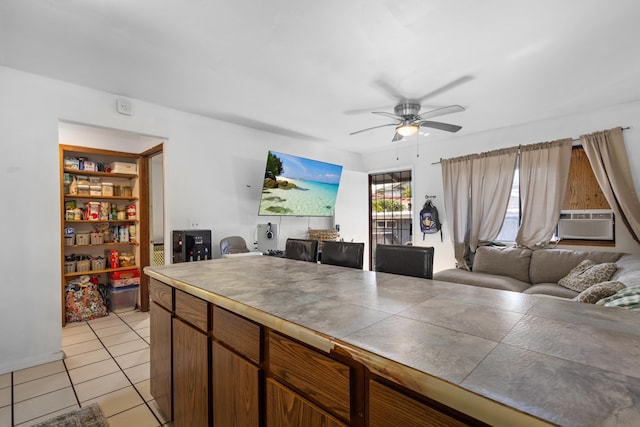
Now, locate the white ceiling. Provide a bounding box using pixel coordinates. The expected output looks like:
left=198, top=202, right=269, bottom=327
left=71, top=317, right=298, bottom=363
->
left=2, top=0, right=640, bottom=153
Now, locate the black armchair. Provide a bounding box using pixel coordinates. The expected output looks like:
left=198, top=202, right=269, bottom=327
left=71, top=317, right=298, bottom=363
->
left=375, top=244, right=434, bottom=279
left=320, top=241, right=365, bottom=269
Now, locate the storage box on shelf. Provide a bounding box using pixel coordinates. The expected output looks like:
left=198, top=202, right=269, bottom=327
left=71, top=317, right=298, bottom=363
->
left=107, top=284, right=139, bottom=313
left=60, top=145, right=145, bottom=325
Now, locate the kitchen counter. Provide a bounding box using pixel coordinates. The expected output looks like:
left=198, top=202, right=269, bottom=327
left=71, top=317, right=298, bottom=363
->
left=145, top=256, right=640, bottom=426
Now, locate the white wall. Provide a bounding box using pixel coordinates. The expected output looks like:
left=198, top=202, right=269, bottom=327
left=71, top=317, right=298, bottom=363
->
left=0, top=66, right=366, bottom=374
left=362, top=101, right=640, bottom=272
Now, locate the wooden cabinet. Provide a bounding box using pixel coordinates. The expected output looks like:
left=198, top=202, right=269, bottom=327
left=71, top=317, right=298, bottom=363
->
left=266, top=378, right=347, bottom=427
left=268, top=331, right=351, bottom=423
left=369, top=380, right=470, bottom=427
left=212, top=341, right=260, bottom=426
left=173, top=317, right=209, bottom=427
left=149, top=282, right=481, bottom=426
left=60, top=145, right=146, bottom=325
left=150, top=301, right=172, bottom=421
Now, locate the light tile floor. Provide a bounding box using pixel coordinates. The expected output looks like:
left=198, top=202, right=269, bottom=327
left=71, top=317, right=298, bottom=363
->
left=0, top=310, right=171, bottom=427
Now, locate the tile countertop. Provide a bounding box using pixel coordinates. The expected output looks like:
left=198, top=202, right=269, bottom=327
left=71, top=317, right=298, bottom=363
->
left=144, top=256, right=640, bottom=427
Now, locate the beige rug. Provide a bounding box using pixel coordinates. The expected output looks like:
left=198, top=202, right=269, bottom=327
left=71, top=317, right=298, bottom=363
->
left=32, top=403, right=109, bottom=427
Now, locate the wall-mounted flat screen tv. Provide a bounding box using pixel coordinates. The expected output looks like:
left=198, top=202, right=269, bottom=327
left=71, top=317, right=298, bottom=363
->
left=258, top=150, right=343, bottom=216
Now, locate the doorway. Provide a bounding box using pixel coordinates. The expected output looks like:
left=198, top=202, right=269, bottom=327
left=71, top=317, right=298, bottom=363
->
left=369, top=170, right=413, bottom=269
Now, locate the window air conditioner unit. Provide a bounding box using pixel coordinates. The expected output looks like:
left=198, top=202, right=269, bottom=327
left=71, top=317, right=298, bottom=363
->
left=556, top=210, right=614, bottom=241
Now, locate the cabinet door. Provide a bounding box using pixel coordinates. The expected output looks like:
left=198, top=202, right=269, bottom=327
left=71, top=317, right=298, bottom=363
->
left=150, top=302, right=172, bottom=421
left=212, top=341, right=259, bottom=426
left=266, top=379, right=347, bottom=427
left=173, top=318, right=209, bottom=427
left=369, top=380, right=470, bottom=427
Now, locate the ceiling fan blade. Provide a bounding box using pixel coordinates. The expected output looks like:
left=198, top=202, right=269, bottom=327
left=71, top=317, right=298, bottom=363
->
left=418, top=120, right=462, bottom=133
left=416, top=75, right=474, bottom=103
left=349, top=123, right=398, bottom=135
left=372, top=111, right=403, bottom=120
left=372, top=79, right=407, bottom=101
left=417, top=105, right=465, bottom=120
left=344, top=105, right=393, bottom=115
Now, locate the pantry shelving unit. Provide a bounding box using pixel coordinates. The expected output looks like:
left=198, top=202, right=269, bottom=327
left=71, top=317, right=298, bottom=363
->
left=59, top=145, right=148, bottom=326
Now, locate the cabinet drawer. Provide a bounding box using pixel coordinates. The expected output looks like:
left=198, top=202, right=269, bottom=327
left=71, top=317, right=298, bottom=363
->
left=149, top=279, right=173, bottom=311
left=369, top=380, right=470, bottom=427
left=175, top=289, right=209, bottom=332
left=213, top=306, right=261, bottom=364
left=268, top=331, right=350, bottom=422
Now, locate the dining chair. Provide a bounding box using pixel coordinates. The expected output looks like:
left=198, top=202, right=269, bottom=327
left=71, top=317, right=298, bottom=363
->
left=375, top=244, right=434, bottom=279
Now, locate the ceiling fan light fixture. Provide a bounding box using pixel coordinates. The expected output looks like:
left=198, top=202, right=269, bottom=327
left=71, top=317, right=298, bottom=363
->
left=396, top=122, right=419, bottom=137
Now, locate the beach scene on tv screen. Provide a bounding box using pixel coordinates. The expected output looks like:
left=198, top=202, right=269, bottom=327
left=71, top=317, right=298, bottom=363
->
left=259, top=151, right=343, bottom=216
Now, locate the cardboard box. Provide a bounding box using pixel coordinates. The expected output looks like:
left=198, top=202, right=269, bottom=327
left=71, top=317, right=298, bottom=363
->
left=110, top=161, right=137, bottom=174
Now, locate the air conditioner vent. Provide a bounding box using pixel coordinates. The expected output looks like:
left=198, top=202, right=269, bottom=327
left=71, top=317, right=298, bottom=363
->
left=557, top=210, right=614, bottom=241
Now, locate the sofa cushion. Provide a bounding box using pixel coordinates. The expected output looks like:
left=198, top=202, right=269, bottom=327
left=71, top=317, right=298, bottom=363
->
left=523, top=283, right=579, bottom=298
left=433, top=269, right=531, bottom=293
left=557, top=260, right=617, bottom=292
left=611, top=255, right=640, bottom=288
left=472, top=246, right=532, bottom=283
left=573, top=281, right=626, bottom=304
left=529, top=249, right=623, bottom=284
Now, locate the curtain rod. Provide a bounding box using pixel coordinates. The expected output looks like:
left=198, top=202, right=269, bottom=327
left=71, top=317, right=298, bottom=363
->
left=431, top=126, right=630, bottom=165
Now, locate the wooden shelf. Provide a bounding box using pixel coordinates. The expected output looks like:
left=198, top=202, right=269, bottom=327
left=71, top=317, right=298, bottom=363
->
left=64, top=194, right=138, bottom=201
left=64, top=242, right=139, bottom=248
left=64, top=219, right=138, bottom=224
left=64, top=168, right=137, bottom=179
left=64, top=265, right=140, bottom=278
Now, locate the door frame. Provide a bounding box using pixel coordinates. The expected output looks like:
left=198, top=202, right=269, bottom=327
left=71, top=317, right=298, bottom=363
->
left=138, top=143, right=164, bottom=311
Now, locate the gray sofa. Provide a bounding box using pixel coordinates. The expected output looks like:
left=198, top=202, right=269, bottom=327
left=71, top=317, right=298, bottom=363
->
left=433, top=246, right=640, bottom=299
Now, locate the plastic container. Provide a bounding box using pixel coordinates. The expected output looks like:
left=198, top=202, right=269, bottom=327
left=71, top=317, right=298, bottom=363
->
left=75, top=233, right=90, bottom=245
left=77, top=184, right=90, bottom=196
left=110, top=162, right=137, bottom=174
left=64, top=235, right=75, bottom=246
left=90, top=185, right=102, bottom=196
left=107, top=285, right=138, bottom=313
left=102, top=182, right=114, bottom=196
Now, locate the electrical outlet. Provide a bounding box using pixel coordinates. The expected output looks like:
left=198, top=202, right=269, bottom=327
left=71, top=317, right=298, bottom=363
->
left=117, top=98, right=133, bottom=115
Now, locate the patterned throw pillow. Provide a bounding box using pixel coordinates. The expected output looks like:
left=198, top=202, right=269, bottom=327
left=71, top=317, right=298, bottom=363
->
left=573, top=281, right=626, bottom=304
left=558, top=260, right=618, bottom=292
left=596, top=285, right=640, bottom=306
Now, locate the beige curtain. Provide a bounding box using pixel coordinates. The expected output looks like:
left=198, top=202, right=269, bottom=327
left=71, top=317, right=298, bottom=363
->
left=442, top=155, right=473, bottom=270
left=581, top=127, right=640, bottom=243
left=469, top=147, right=518, bottom=252
left=515, top=139, right=572, bottom=249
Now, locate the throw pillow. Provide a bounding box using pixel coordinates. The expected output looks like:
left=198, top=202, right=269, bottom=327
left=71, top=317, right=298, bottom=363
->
left=596, top=285, right=640, bottom=305
left=573, top=281, right=626, bottom=304
left=558, top=260, right=618, bottom=292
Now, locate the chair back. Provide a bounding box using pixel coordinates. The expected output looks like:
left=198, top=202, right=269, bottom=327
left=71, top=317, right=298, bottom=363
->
left=220, top=236, right=249, bottom=254
left=375, top=244, right=434, bottom=279
left=321, top=241, right=364, bottom=269
left=285, top=238, right=319, bottom=262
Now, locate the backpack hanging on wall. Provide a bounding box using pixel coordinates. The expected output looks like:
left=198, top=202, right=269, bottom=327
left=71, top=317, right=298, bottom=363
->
left=420, top=198, right=442, bottom=241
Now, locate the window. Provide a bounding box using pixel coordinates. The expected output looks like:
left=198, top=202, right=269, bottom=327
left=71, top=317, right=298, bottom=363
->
left=369, top=170, right=412, bottom=269
left=496, top=146, right=612, bottom=244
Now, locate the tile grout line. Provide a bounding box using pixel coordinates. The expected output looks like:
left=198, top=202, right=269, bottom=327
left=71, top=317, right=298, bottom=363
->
left=84, top=312, right=163, bottom=425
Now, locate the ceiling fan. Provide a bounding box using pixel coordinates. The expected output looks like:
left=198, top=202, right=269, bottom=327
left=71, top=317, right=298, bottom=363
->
left=350, top=104, right=465, bottom=142
left=348, top=75, right=471, bottom=142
